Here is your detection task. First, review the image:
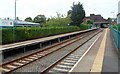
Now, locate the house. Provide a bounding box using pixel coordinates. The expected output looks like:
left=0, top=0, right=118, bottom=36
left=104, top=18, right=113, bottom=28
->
left=83, top=14, right=108, bottom=28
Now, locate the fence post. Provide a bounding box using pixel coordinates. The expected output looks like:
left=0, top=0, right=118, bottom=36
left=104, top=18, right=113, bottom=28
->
left=110, top=26, right=119, bottom=51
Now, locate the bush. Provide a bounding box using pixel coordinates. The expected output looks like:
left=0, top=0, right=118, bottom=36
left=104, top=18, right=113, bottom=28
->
left=44, top=17, right=70, bottom=27
left=112, top=24, right=120, bottom=31
left=79, top=24, right=88, bottom=30
left=2, top=26, right=80, bottom=44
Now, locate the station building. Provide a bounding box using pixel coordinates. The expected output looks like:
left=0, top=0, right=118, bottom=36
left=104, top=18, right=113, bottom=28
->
left=83, top=14, right=108, bottom=28
left=0, top=19, right=40, bottom=28
left=14, top=20, right=40, bottom=27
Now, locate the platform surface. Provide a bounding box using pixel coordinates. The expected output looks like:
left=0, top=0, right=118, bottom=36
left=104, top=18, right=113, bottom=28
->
left=102, top=28, right=119, bottom=72
left=1, top=29, right=97, bottom=51
left=70, top=28, right=119, bottom=73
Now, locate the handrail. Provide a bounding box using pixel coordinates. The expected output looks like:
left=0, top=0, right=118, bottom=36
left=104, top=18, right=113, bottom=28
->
left=109, top=26, right=120, bottom=52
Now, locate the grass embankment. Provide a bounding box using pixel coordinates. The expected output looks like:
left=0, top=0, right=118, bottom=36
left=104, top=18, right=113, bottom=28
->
left=2, top=26, right=80, bottom=44
left=112, top=25, right=120, bottom=31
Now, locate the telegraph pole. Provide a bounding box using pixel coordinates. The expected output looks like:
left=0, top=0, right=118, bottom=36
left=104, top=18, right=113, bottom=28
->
left=15, top=0, right=16, bottom=20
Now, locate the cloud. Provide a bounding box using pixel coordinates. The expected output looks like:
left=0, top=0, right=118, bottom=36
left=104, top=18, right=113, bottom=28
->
left=0, top=0, right=119, bottom=20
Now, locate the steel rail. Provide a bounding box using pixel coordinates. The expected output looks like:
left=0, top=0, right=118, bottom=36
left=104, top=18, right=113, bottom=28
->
left=40, top=30, right=102, bottom=73
left=0, top=29, right=99, bottom=74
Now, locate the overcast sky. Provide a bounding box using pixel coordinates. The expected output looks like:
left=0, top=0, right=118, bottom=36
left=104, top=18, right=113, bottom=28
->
left=0, top=0, right=119, bottom=20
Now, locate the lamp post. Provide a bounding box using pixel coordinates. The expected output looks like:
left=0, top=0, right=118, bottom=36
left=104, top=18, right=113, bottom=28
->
left=15, top=0, right=16, bottom=20
left=111, top=12, right=115, bottom=18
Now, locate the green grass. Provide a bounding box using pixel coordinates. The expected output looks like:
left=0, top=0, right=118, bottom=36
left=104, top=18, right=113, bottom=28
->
left=112, top=24, right=120, bottom=31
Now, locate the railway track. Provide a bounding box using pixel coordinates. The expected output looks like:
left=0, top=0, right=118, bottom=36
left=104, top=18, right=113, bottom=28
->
left=41, top=30, right=102, bottom=73
left=0, top=29, right=100, bottom=74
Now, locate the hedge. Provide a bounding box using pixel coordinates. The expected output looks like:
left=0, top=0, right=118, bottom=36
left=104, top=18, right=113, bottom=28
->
left=2, top=26, right=80, bottom=44
left=80, top=24, right=89, bottom=30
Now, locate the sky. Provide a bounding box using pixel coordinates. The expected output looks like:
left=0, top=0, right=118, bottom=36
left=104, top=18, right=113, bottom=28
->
left=0, top=0, right=119, bottom=20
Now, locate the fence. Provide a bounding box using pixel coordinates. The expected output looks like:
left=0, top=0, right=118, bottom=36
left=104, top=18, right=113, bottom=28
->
left=109, top=27, right=120, bottom=52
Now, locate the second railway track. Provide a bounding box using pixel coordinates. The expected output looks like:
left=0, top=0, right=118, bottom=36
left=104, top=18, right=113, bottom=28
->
left=41, top=30, right=102, bottom=73
left=0, top=29, right=101, bottom=74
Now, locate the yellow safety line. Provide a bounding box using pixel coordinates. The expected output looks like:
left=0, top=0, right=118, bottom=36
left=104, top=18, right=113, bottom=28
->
left=90, top=29, right=107, bottom=72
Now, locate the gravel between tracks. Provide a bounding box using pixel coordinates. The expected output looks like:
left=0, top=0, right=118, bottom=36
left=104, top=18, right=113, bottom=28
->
left=3, top=30, right=97, bottom=64
left=10, top=30, right=101, bottom=72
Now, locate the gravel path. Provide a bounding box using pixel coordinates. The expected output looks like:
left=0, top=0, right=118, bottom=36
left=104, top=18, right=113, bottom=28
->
left=11, top=30, right=101, bottom=72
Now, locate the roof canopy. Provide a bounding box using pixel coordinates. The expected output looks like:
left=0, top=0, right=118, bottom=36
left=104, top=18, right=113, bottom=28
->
left=14, top=20, right=40, bottom=25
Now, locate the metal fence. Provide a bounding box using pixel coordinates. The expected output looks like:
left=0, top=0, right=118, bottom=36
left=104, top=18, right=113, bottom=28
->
left=110, top=27, right=120, bottom=52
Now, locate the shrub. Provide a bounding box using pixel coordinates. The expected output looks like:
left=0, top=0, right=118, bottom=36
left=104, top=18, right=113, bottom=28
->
left=112, top=24, right=120, bottom=31
left=79, top=24, right=88, bottom=30
left=2, top=26, right=80, bottom=44
left=44, top=18, right=70, bottom=27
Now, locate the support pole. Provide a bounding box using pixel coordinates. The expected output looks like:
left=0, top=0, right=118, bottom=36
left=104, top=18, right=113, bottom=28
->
left=15, top=0, right=16, bottom=20
left=58, top=38, right=60, bottom=42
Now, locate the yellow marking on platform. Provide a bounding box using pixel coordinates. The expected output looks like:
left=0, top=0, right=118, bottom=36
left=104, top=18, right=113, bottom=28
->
left=90, top=29, right=107, bottom=72
left=0, top=67, right=10, bottom=72
left=108, top=29, right=110, bottom=31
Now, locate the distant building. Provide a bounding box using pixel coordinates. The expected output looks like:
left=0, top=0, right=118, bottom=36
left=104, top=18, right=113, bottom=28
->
left=0, top=19, right=40, bottom=27
left=83, top=14, right=108, bottom=25
left=14, top=20, right=40, bottom=27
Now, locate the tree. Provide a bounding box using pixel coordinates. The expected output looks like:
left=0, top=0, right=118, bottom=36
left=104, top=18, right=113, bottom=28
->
left=16, top=17, right=20, bottom=20
left=44, top=14, right=70, bottom=27
left=70, top=2, right=85, bottom=26
left=33, top=15, right=46, bottom=24
left=44, top=17, right=70, bottom=27
left=107, top=18, right=112, bottom=24
left=25, top=17, right=32, bottom=22
left=67, top=10, right=72, bottom=16
left=87, top=20, right=93, bottom=24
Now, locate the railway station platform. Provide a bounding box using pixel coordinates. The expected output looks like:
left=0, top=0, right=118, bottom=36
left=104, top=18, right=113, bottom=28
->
left=0, top=28, right=98, bottom=59
left=0, top=28, right=119, bottom=73
left=70, top=28, right=119, bottom=73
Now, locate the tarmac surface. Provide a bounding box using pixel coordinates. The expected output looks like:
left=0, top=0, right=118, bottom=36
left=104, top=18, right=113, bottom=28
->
left=70, top=28, right=119, bottom=73
left=102, top=29, right=119, bottom=72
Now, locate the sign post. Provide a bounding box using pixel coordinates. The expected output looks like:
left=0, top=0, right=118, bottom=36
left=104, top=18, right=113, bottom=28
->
left=0, top=19, right=15, bottom=42
left=0, top=19, right=14, bottom=27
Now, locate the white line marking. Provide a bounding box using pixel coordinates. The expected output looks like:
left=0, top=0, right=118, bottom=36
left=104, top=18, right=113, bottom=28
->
left=90, top=29, right=107, bottom=72
left=68, top=32, right=103, bottom=73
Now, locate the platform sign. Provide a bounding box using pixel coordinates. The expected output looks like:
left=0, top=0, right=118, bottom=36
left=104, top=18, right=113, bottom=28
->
left=0, top=19, right=14, bottom=27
